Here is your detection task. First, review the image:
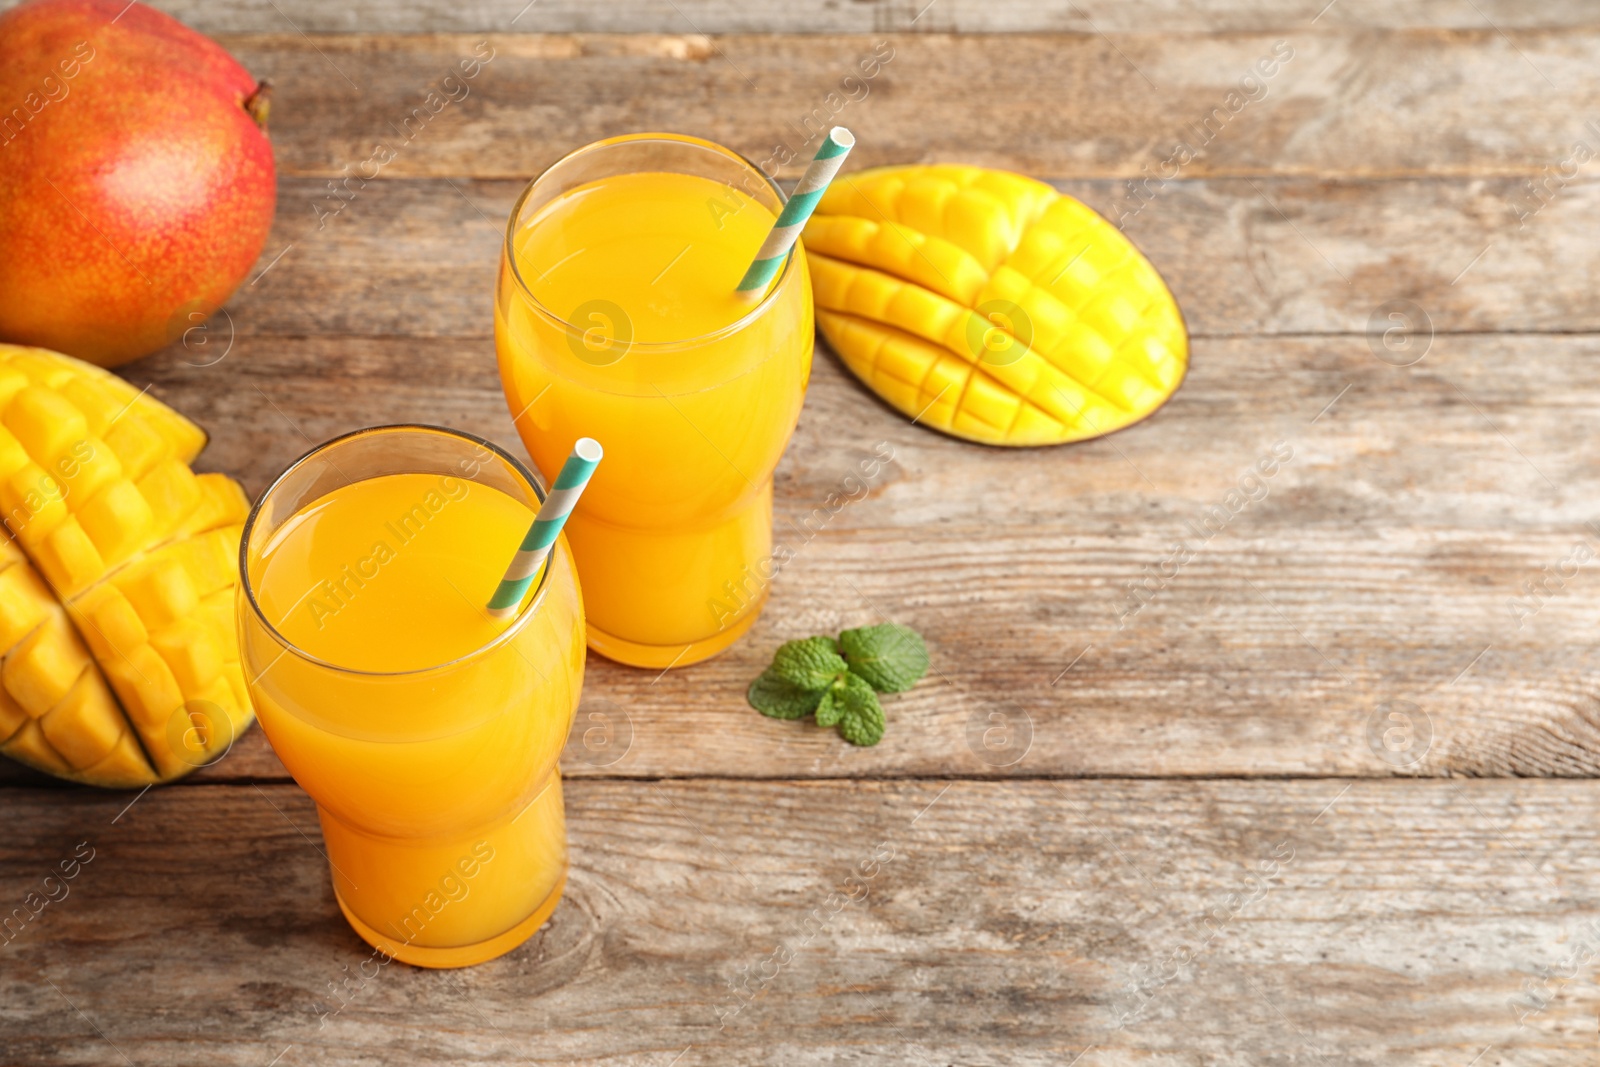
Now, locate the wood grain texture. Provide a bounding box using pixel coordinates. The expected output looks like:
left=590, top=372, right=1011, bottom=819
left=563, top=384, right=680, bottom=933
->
left=203, top=31, right=1600, bottom=180
left=0, top=6, right=1594, bottom=1064
left=1, top=779, right=1595, bottom=1065
left=0, top=324, right=1588, bottom=784
left=9, top=0, right=1597, bottom=34
left=196, top=175, right=1600, bottom=340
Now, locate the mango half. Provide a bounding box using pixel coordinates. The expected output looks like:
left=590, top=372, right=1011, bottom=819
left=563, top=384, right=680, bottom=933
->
left=804, top=165, right=1188, bottom=446
left=0, top=344, right=252, bottom=786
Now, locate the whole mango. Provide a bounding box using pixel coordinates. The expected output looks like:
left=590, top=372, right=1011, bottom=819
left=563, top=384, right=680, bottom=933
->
left=804, top=165, right=1188, bottom=446
left=0, top=344, right=253, bottom=786
left=0, top=0, right=276, bottom=367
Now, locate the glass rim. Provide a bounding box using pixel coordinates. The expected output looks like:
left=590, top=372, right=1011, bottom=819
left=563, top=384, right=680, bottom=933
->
left=238, top=423, right=556, bottom=679
left=502, top=131, right=797, bottom=351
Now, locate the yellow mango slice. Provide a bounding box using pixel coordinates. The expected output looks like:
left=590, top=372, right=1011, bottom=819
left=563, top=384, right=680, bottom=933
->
left=0, top=344, right=252, bottom=787
left=804, top=164, right=1188, bottom=446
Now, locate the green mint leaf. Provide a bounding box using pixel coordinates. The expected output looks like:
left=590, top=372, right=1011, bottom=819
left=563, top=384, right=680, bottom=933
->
left=835, top=673, right=886, bottom=746
left=772, top=635, right=848, bottom=691
left=839, top=699, right=886, bottom=747
left=814, top=677, right=848, bottom=727
left=747, top=667, right=825, bottom=720
left=839, top=622, right=929, bottom=693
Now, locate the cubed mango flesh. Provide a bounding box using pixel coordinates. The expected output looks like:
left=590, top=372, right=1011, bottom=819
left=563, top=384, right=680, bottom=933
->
left=0, top=344, right=252, bottom=787
left=803, top=164, right=1188, bottom=446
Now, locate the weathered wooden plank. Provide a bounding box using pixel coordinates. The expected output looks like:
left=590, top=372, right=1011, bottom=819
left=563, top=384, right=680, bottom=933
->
left=208, top=31, right=1600, bottom=180
left=217, top=175, right=1600, bottom=339
left=0, top=326, right=1582, bottom=785
left=0, top=170, right=1586, bottom=785
left=0, top=779, right=1594, bottom=1064
left=10, top=0, right=1596, bottom=35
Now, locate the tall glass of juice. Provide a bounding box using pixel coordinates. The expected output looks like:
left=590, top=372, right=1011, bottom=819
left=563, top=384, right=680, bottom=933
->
left=495, top=133, right=814, bottom=669
left=238, top=425, right=585, bottom=968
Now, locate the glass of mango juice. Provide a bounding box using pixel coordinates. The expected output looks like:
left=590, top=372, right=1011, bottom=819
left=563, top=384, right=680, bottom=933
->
left=238, top=425, right=585, bottom=968
left=495, top=133, right=814, bottom=669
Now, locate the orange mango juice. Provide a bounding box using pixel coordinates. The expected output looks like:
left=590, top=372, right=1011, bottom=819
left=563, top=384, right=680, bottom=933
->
left=241, top=455, right=584, bottom=968
left=496, top=136, right=813, bottom=668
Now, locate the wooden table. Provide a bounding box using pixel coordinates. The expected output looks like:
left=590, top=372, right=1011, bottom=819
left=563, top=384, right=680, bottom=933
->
left=5, top=2, right=1600, bottom=1062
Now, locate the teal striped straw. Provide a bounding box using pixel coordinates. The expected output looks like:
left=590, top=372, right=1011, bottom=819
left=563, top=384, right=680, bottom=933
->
left=735, top=126, right=855, bottom=297
left=487, top=437, right=603, bottom=618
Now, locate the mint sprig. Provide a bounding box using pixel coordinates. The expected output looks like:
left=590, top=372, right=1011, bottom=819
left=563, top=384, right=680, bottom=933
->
left=747, top=623, right=928, bottom=746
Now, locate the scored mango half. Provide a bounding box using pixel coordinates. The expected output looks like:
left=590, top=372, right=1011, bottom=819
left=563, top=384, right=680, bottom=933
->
left=0, top=344, right=252, bottom=787
left=804, top=165, right=1188, bottom=446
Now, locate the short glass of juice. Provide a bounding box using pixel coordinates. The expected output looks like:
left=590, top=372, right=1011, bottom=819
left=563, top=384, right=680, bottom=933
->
left=495, top=132, right=814, bottom=669
left=238, top=425, right=585, bottom=968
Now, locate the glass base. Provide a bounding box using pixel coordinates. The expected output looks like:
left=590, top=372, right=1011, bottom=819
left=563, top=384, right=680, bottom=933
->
left=335, top=870, right=566, bottom=969
left=586, top=588, right=768, bottom=670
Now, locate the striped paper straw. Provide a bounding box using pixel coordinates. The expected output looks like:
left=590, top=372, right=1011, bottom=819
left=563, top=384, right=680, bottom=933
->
left=487, top=437, right=603, bottom=618
left=735, top=126, right=855, bottom=297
